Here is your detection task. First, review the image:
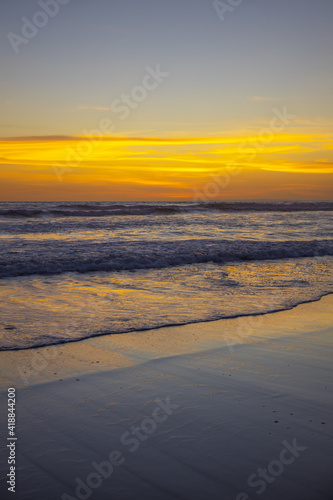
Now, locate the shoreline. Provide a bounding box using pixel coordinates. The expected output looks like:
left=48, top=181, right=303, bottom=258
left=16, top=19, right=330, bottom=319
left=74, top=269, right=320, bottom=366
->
left=1, top=293, right=333, bottom=389
left=1, top=290, right=333, bottom=354
left=0, top=294, right=332, bottom=499
left=0, top=295, right=333, bottom=500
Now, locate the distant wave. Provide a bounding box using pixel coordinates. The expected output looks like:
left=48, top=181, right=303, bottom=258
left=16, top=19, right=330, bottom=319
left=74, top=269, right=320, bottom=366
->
left=0, top=206, right=180, bottom=218
left=1, top=238, right=332, bottom=279
left=0, top=201, right=333, bottom=218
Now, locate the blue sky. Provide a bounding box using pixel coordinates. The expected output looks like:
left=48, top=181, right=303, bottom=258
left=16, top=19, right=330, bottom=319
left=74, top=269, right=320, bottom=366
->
left=1, top=0, right=333, bottom=137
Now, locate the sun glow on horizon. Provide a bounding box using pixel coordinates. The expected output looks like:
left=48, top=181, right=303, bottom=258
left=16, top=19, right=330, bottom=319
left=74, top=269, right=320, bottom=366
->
left=0, top=131, right=332, bottom=201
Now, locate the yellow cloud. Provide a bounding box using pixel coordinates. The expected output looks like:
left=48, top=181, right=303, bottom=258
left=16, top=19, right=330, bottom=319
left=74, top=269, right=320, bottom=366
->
left=0, top=133, right=332, bottom=201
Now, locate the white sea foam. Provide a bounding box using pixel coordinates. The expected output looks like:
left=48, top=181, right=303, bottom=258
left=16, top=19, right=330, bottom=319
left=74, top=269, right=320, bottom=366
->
left=0, top=238, right=332, bottom=279
left=0, top=202, right=332, bottom=349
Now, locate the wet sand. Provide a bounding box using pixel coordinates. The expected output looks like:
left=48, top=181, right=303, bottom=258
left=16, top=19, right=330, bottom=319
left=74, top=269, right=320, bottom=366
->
left=0, top=295, right=332, bottom=499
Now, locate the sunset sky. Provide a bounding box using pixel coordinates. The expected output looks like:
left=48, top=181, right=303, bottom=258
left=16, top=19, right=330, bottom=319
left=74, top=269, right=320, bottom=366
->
left=1, top=0, right=332, bottom=201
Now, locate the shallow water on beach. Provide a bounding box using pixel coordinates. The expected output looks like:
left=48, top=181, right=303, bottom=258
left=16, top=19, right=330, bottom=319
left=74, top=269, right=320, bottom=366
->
left=0, top=201, right=332, bottom=349
left=1, top=256, right=332, bottom=350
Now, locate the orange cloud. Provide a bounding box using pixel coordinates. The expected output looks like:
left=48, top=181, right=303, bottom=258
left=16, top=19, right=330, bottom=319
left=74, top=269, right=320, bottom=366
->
left=0, top=133, right=332, bottom=201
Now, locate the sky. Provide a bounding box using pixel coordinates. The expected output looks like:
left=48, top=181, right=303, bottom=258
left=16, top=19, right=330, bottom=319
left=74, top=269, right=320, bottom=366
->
left=0, top=0, right=332, bottom=201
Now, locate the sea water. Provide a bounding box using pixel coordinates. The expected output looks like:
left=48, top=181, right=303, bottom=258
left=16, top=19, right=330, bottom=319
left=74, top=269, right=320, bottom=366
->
left=0, top=201, right=332, bottom=350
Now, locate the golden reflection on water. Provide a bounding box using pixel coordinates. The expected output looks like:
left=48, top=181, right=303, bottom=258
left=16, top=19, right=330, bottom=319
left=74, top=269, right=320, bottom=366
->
left=0, top=257, right=332, bottom=350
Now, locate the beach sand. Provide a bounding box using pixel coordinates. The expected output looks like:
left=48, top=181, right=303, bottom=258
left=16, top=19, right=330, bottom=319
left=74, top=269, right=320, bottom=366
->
left=0, top=295, right=332, bottom=499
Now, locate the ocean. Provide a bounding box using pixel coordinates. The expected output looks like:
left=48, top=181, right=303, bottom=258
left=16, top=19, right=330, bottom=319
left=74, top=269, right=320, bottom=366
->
left=0, top=200, right=332, bottom=350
